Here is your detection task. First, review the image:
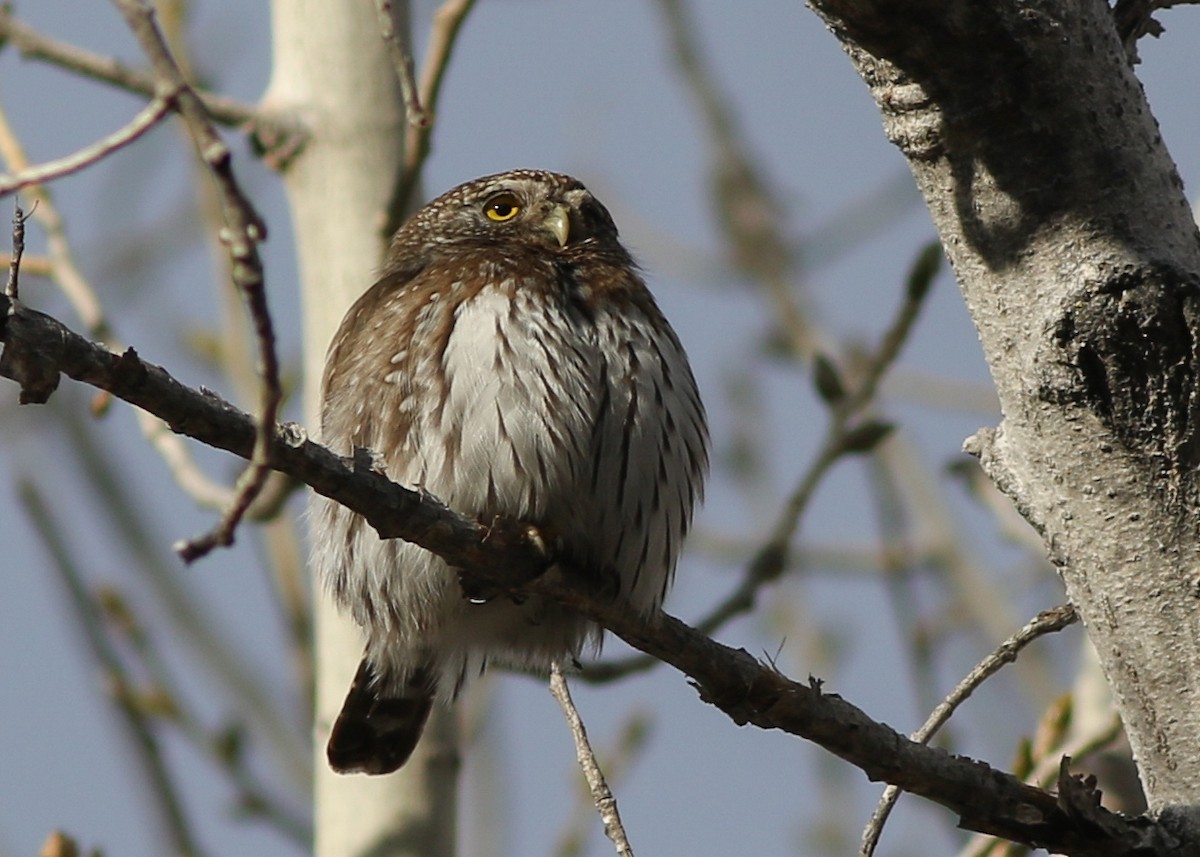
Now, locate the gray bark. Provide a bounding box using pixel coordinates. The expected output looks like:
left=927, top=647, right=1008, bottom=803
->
left=811, top=0, right=1200, bottom=833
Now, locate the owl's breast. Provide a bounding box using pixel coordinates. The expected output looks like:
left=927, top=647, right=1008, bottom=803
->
left=395, top=281, right=601, bottom=527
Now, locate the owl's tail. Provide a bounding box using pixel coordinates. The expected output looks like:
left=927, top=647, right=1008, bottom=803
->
left=327, top=656, right=434, bottom=775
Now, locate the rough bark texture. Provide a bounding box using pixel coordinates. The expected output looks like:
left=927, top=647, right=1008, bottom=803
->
left=810, top=0, right=1200, bottom=833
left=263, top=1, right=459, bottom=854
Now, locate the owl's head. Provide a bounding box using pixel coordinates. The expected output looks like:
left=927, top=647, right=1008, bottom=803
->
left=388, top=170, right=624, bottom=265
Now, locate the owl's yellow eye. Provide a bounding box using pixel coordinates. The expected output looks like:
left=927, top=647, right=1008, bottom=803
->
left=484, top=193, right=522, bottom=222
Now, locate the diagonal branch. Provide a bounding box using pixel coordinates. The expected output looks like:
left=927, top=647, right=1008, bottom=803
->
left=0, top=95, right=175, bottom=197
left=19, top=479, right=207, bottom=857
left=0, top=7, right=258, bottom=128
left=374, top=0, right=429, bottom=130
left=0, top=293, right=1178, bottom=856
left=387, top=0, right=478, bottom=229
left=549, top=663, right=636, bottom=857
left=585, top=242, right=939, bottom=683
left=109, top=0, right=279, bottom=562
left=860, top=604, right=1080, bottom=857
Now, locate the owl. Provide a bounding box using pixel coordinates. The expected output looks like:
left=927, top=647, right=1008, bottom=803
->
left=311, top=170, right=708, bottom=774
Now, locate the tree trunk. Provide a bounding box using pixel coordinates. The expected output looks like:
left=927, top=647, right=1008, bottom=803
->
left=811, top=0, right=1200, bottom=835
left=265, top=1, right=459, bottom=854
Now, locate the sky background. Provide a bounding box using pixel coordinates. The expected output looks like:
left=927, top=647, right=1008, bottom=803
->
left=3, top=2, right=1199, bottom=856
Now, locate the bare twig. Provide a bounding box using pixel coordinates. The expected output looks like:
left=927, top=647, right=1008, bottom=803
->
left=0, top=102, right=113, bottom=341
left=18, top=479, right=207, bottom=857
left=389, top=0, right=478, bottom=228
left=860, top=604, right=1080, bottom=857
left=61, top=408, right=311, bottom=788
left=585, top=244, right=940, bottom=683
left=106, top=0, right=278, bottom=562
left=0, top=96, right=174, bottom=197
left=5, top=202, right=28, bottom=299
left=375, top=0, right=429, bottom=128
left=866, top=454, right=943, bottom=718
left=845, top=241, right=942, bottom=411
left=0, top=97, right=257, bottom=511
left=146, top=6, right=311, bottom=687
left=549, top=664, right=636, bottom=857
left=653, top=0, right=815, bottom=357
left=0, top=251, right=49, bottom=278
left=0, top=7, right=258, bottom=127
left=551, top=711, right=651, bottom=857
left=98, top=586, right=313, bottom=845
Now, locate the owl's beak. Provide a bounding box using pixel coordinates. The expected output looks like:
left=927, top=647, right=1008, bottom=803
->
left=543, top=205, right=570, bottom=247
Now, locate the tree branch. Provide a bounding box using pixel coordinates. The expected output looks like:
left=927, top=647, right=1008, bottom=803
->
left=388, top=0, right=478, bottom=229
left=374, top=0, right=429, bottom=130
left=861, top=604, right=1080, bottom=857
left=0, top=8, right=258, bottom=128
left=549, top=663, right=636, bottom=857
left=0, top=95, right=174, bottom=197
left=19, top=479, right=207, bottom=857
left=109, top=0, right=279, bottom=561
left=0, top=292, right=1179, bottom=856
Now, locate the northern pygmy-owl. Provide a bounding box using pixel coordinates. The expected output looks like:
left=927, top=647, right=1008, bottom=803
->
left=312, top=170, right=708, bottom=774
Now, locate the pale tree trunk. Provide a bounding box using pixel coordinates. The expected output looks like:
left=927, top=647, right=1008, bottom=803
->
left=812, top=0, right=1200, bottom=835
left=264, top=1, right=459, bottom=855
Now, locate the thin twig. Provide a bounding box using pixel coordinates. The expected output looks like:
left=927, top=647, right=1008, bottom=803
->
left=0, top=7, right=258, bottom=128
left=844, top=241, right=942, bottom=412
left=551, top=711, right=651, bottom=857
left=585, top=244, right=940, bottom=683
left=0, top=96, right=174, bottom=197
left=0, top=97, right=253, bottom=511
left=107, top=0, right=279, bottom=562
left=150, top=4, right=312, bottom=695
left=882, top=433, right=1060, bottom=698
left=388, top=0, right=478, bottom=229
left=18, top=479, right=207, bottom=857
left=859, top=604, right=1080, bottom=857
left=0, top=101, right=113, bottom=341
left=0, top=251, right=49, bottom=278
left=866, top=454, right=943, bottom=719
left=654, top=0, right=815, bottom=357
left=98, top=586, right=313, bottom=845
left=61, top=407, right=311, bottom=789
left=375, top=0, right=429, bottom=128
left=549, top=664, right=636, bottom=857
left=5, top=202, right=28, bottom=299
